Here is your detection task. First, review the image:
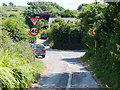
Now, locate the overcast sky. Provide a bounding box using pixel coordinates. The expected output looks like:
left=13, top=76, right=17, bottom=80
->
left=0, top=0, right=104, bottom=10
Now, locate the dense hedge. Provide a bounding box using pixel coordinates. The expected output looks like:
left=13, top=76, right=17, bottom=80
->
left=47, top=18, right=87, bottom=50
left=2, top=14, right=34, bottom=42
left=81, top=2, right=120, bottom=88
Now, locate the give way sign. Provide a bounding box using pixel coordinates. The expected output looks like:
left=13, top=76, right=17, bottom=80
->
left=30, top=18, right=40, bottom=26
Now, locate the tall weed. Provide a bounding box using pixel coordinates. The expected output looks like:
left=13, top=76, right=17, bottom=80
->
left=0, top=30, right=45, bottom=88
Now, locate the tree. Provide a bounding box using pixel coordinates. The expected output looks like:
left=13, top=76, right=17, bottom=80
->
left=9, top=2, right=14, bottom=7
left=23, top=1, right=64, bottom=28
left=24, top=1, right=64, bottom=18
left=50, top=8, right=61, bottom=17
left=60, top=9, right=76, bottom=17
left=39, top=11, right=51, bottom=20
left=3, top=3, right=7, bottom=6
left=77, top=4, right=88, bottom=10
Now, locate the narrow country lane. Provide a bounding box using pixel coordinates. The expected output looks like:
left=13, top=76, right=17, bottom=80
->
left=35, top=39, right=100, bottom=88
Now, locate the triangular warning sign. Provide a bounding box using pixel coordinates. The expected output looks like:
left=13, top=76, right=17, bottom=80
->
left=30, top=18, right=40, bottom=26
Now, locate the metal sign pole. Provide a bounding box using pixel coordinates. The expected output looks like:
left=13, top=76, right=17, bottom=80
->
left=34, top=36, right=35, bottom=61
left=95, top=40, right=96, bottom=55
left=29, top=18, right=40, bottom=61
left=95, top=0, right=97, bottom=55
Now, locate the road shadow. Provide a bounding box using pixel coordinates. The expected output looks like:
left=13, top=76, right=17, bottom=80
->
left=61, top=58, right=82, bottom=66
left=45, top=48, right=87, bottom=53
left=43, top=40, right=49, bottom=46
left=69, top=50, right=87, bottom=52
left=40, top=39, right=87, bottom=53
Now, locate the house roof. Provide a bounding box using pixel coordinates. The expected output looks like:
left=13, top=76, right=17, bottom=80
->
left=48, top=17, right=77, bottom=24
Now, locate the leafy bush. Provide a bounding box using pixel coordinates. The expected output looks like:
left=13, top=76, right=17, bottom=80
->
left=2, top=17, right=28, bottom=42
left=81, top=2, right=120, bottom=88
left=0, top=5, right=45, bottom=88
left=47, top=18, right=87, bottom=50
left=0, top=30, right=45, bottom=88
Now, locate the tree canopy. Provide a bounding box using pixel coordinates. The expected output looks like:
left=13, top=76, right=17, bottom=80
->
left=77, top=4, right=88, bottom=10
left=9, top=2, right=14, bottom=7
left=3, top=3, right=7, bottom=6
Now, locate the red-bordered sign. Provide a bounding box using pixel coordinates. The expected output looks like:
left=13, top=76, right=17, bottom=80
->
left=30, top=27, right=39, bottom=36
left=30, top=18, right=40, bottom=26
left=92, top=28, right=96, bottom=35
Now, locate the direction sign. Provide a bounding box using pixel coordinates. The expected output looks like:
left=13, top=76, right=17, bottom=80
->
left=30, top=18, right=40, bottom=26
left=30, top=27, right=39, bottom=36
left=92, top=28, right=96, bottom=35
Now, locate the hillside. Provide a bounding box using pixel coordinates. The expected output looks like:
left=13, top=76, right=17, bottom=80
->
left=0, top=6, right=27, bottom=17
left=0, top=6, right=27, bottom=28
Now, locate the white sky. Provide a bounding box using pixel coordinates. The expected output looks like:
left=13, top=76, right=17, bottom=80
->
left=0, top=0, right=104, bottom=10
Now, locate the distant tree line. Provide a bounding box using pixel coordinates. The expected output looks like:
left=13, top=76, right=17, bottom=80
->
left=3, top=2, right=15, bottom=7
left=23, top=1, right=77, bottom=28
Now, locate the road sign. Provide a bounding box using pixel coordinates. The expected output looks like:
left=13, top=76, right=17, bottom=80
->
left=30, top=27, right=39, bottom=36
left=92, top=28, right=96, bottom=35
left=30, top=18, right=40, bottom=26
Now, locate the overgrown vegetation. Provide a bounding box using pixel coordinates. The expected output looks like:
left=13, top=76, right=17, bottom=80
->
left=0, top=5, right=45, bottom=88
left=80, top=2, right=120, bottom=88
left=1, top=0, right=120, bottom=88
left=0, top=30, right=45, bottom=88
left=47, top=18, right=86, bottom=50
left=47, top=1, right=120, bottom=88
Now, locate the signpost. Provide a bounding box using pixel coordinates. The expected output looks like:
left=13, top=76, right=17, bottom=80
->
left=30, top=18, right=40, bottom=27
left=92, top=28, right=96, bottom=36
left=92, top=28, right=96, bottom=55
left=30, top=18, right=40, bottom=61
left=30, top=27, right=39, bottom=36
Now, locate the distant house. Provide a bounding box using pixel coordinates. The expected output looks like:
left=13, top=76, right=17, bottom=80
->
left=48, top=17, right=77, bottom=29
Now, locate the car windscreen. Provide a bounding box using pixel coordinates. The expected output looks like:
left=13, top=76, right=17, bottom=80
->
left=32, top=44, right=45, bottom=49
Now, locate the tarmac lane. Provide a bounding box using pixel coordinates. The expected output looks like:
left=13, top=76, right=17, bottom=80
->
left=35, top=47, right=99, bottom=88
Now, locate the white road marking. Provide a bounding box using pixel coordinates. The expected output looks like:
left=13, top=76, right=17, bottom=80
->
left=66, top=63, right=72, bottom=88
left=59, top=54, right=64, bottom=58
left=53, top=53, right=73, bottom=88
left=45, top=56, right=50, bottom=58
left=67, top=72, right=72, bottom=88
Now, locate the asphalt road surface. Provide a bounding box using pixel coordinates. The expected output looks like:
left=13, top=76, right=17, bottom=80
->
left=35, top=39, right=99, bottom=88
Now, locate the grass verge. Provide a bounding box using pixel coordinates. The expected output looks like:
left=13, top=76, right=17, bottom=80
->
left=81, top=50, right=120, bottom=88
